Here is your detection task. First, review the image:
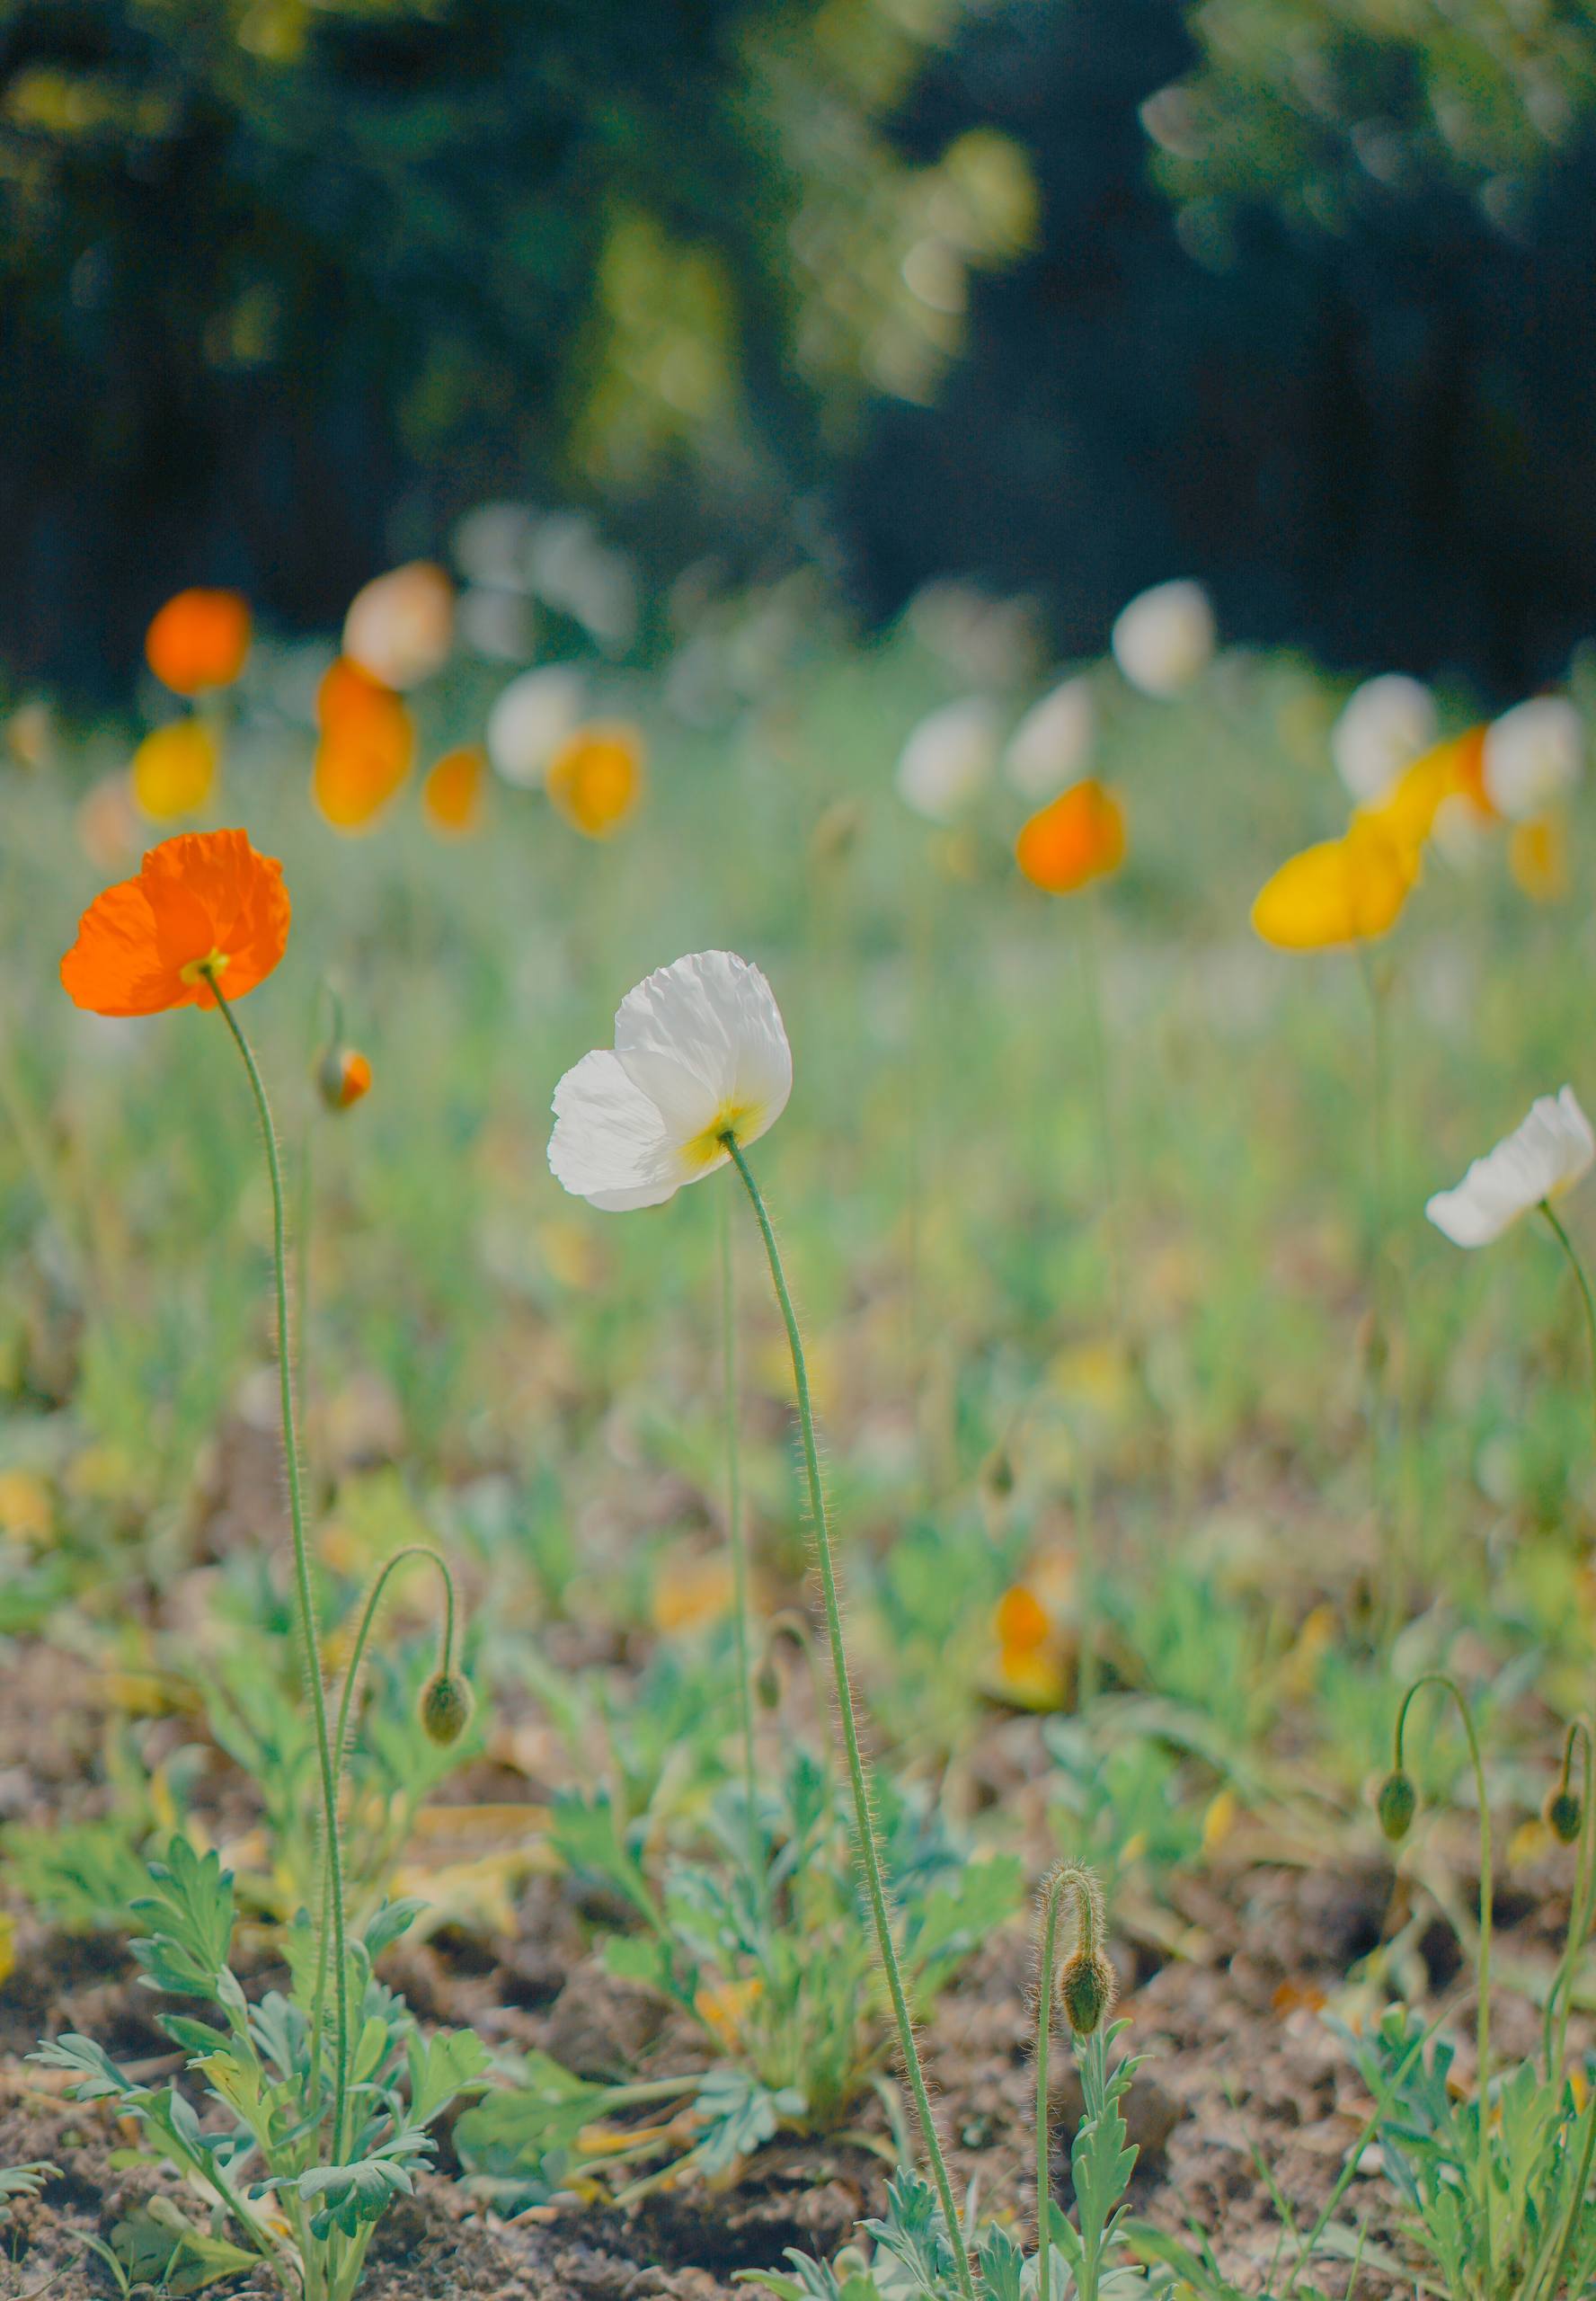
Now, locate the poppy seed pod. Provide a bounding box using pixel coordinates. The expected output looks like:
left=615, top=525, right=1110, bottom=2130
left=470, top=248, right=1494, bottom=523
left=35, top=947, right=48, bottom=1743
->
left=419, top=1671, right=474, bottom=1747
left=1059, top=1948, right=1116, bottom=2037
left=1377, top=1769, right=1417, bottom=1843
left=1547, top=1786, right=1583, bottom=1846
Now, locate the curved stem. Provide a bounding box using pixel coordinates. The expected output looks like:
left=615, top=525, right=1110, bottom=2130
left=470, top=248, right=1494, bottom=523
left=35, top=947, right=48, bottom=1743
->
left=1546, top=1719, right=1594, bottom=2082
left=1034, top=1862, right=1103, bottom=2301
left=207, top=976, right=351, bottom=2161
left=1393, top=1672, right=1494, bottom=2285
left=723, top=1139, right=976, bottom=2301
left=1077, top=887, right=1122, bottom=1336
left=1542, top=1203, right=1596, bottom=1455
left=718, top=1184, right=761, bottom=1897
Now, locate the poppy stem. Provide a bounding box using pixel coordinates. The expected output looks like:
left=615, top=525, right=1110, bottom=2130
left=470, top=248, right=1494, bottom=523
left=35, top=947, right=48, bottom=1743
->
left=1544, top=1717, right=1594, bottom=2082
left=1033, top=1861, right=1097, bottom=2301
left=1077, top=885, right=1123, bottom=1337
left=723, top=1135, right=976, bottom=2301
left=1359, top=951, right=1401, bottom=1643
left=1541, top=1201, right=1596, bottom=1454
left=717, top=1183, right=763, bottom=1901
left=1392, top=1673, right=1493, bottom=2287
left=205, top=974, right=351, bottom=2163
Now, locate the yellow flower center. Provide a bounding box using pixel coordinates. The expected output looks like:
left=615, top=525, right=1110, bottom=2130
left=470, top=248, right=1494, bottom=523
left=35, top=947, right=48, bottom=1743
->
left=683, top=1101, right=761, bottom=1172
left=179, top=947, right=231, bottom=987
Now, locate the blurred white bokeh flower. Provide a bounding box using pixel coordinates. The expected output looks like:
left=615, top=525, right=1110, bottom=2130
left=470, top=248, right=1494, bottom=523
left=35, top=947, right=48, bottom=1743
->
left=1111, top=579, right=1216, bottom=698
left=1005, top=675, right=1095, bottom=800
left=1331, top=674, right=1438, bottom=804
left=1426, top=1087, right=1594, bottom=1247
left=1482, top=696, right=1583, bottom=820
left=486, top=665, right=586, bottom=787
left=548, top=951, right=792, bottom=1212
left=342, top=562, right=454, bottom=690
left=895, top=697, right=998, bottom=822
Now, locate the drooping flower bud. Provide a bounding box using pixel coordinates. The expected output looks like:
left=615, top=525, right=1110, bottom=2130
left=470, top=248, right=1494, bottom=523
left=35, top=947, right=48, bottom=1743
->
left=1547, top=1785, right=1583, bottom=1845
left=419, top=1671, right=474, bottom=1746
left=1059, top=1948, right=1116, bottom=2037
left=1377, top=1769, right=1417, bottom=1843
left=317, top=1045, right=373, bottom=1113
left=755, top=1657, right=782, bottom=1711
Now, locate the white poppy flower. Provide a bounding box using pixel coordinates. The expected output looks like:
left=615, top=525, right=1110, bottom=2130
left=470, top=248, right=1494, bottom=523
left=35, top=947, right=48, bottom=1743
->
left=1110, top=579, right=1216, bottom=697
left=1482, top=697, right=1583, bottom=821
left=487, top=665, right=585, bottom=787
left=549, top=951, right=792, bottom=1211
left=895, top=697, right=998, bottom=822
left=1425, top=1087, right=1595, bottom=1247
left=1331, top=674, right=1438, bottom=804
left=1005, top=675, right=1095, bottom=799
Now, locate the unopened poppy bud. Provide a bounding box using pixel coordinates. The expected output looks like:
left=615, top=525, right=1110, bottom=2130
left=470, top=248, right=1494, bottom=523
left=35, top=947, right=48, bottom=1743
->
left=419, top=1671, right=473, bottom=1746
left=1547, top=1786, right=1583, bottom=1845
left=1377, top=1769, right=1416, bottom=1843
left=755, top=1657, right=782, bottom=1710
left=317, top=1045, right=372, bottom=1113
left=1059, top=1948, right=1115, bottom=2037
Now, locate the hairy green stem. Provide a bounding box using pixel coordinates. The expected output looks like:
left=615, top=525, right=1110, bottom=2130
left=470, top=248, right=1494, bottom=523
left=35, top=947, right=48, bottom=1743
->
left=1542, top=1202, right=1596, bottom=1455
left=723, top=1137, right=976, bottom=2301
left=718, top=1184, right=762, bottom=1897
left=1034, top=1862, right=1102, bottom=2301
left=1545, top=1719, right=1594, bottom=2082
left=1077, top=887, right=1123, bottom=1334
left=208, top=976, right=351, bottom=2161
left=1393, top=1672, right=1494, bottom=2286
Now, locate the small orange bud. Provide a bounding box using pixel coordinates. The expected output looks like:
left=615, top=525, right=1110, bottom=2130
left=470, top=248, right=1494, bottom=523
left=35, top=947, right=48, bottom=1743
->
left=317, top=1046, right=372, bottom=1113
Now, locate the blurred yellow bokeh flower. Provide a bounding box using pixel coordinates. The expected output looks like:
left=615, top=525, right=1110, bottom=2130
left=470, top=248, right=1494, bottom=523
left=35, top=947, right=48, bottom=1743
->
left=546, top=721, right=645, bottom=838
left=131, top=718, right=218, bottom=822
left=1252, top=817, right=1415, bottom=949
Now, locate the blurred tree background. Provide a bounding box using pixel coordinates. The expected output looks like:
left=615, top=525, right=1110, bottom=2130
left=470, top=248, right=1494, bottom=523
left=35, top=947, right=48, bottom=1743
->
left=4, top=0, right=1596, bottom=695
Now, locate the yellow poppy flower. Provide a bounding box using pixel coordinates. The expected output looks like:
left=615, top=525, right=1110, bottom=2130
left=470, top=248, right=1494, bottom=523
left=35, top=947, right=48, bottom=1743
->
left=1251, top=817, right=1415, bottom=950
left=130, top=719, right=218, bottom=822
left=545, top=721, right=644, bottom=839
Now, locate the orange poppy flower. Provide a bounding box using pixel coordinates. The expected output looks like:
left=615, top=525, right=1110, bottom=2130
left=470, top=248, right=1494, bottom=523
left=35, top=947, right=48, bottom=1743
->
left=1251, top=816, right=1414, bottom=950
left=994, top=1584, right=1050, bottom=1655
left=1015, top=777, right=1126, bottom=894
left=312, top=658, right=414, bottom=831
left=145, top=590, right=252, bottom=695
left=422, top=745, right=487, bottom=837
left=61, top=829, right=290, bottom=1017
left=130, top=719, right=218, bottom=822
left=1359, top=724, right=1490, bottom=857
left=545, top=721, right=645, bottom=839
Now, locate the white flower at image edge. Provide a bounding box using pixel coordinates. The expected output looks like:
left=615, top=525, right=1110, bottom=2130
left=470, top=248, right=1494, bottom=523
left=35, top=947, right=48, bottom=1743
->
left=1482, top=696, right=1583, bottom=820
left=1110, top=579, right=1216, bottom=698
left=1425, top=1087, right=1595, bottom=1248
left=549, top=951, right=793, bottom=1211
left=1331, top=673, right=1438, bottom=804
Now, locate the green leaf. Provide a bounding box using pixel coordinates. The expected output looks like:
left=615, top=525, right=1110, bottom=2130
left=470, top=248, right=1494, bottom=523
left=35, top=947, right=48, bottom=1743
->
left=690, top=2066, right=803, bottom=2177
left=130, top=1840, right=235, bottom=2000
left=31, top=2033, right=133, bottom=2102
left=549, top=1790, right=658, bottom=1923
left=407, top=2025, right=491, bottom=2128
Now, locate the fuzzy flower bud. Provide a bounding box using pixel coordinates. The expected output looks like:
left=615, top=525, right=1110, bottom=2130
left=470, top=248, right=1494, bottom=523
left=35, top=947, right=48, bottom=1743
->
left=1377, top=1769, right=1417, bottom=1843
left=317, top=1044, right=373, bottom=1113
left=419, top=1670, right=474, bottom=1746
left=1547, top=1785, right=1583, bottom=1846
left=755, top=1657, right=782, bottom=1711
left=1059, top=1948, right=1116, bottom=2037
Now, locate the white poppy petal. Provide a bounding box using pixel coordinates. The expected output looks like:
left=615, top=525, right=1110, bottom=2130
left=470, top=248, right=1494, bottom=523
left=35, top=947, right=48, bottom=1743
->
left=548, top=1049, right=679, bottom=1208
left=1426, top=1085, right=1594, bottom=1247
left=615, top=950, right=791, bottom=1149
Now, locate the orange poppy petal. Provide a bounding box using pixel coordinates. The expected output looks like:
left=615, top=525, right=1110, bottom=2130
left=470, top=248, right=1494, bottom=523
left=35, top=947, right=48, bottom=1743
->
left=1015, top=777, right=1126, bottom=894
left=1359, top=724, right=1489, bottom=856
left=61, top=829, right=289, bottom=1016
left=312, top=674, right=414, bottom=833
left=995, top=1585, right=1050, bottom=1653
left=545, top=723, right=645, bottom=839
left=1252, top=822, right=1414, bottom=950
left=146, top=590, right=252, bottom=696
left=422, top=745, right=487, bottom=837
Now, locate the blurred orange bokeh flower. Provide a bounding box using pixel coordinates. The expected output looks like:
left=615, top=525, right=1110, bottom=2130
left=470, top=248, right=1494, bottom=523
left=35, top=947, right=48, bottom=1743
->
left=545, top=721, right=644, bottom=839
left=1359, top=724, right=1490, bottom=857
left=1015, top=777, right=1126, bottom=894
left=61, top=828, right=289, bottom=1017
left=422, top=745, right=487, bottom=837
left=312, top=657, right=414, bottom=831
left=131, top=719, right=218, bottom=822
left=145, top=590, right=252, bottom=696
left=1252, top=817, right=1414, bottom=950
